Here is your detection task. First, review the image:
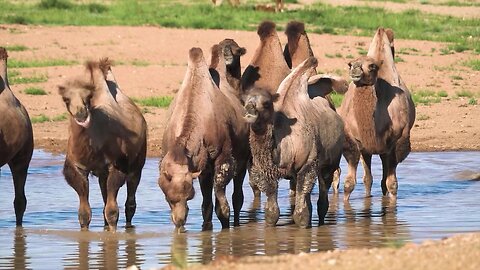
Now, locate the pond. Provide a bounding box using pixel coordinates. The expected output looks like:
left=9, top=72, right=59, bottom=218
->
left=0, top=150, right=479, bottom=269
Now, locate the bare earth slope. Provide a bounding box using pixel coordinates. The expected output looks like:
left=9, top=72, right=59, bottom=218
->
left=0, top=25, right=478, bottom=156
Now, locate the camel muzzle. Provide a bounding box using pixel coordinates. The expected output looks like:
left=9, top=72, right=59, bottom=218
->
left=244, top=102, right=258, bottom=123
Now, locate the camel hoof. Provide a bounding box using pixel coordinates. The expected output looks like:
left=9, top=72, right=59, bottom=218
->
left=202, top=222, right=213, bottom=231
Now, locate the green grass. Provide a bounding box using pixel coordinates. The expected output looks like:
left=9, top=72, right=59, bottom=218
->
left=395, top=56, right=405, bottom=63
left=411, top=89, right=447, bottom=105
left=131, top=59, right=150, bottom=66
left=468, top=97, right=477, bottom=105
left=24, top=87, right=47, bottom=95
left=346, top=54, right=354, bottom=59
left=463, top=59, right=480, bottom=71
left=357, top=48, right=368, bottom=56
left=417, top=114, right=431, bottom=121
left=30, top=113, right=68, bottom=123
left=0, top=1, right=478, bottom=52
left=330, top=92, right=344, bottom=108
left=5, top=45, right=28, bottom=51
left=437, top=90, right=448, bottom=97
left=325, top=53, right=334, bottom=58
left=8, top=70, right=48, bottom=85
left=8, top=59, right=77, bottom=68
left=456, top=89, right=474, bottom=98
left=450, top=75, right=463, bottom=80
left=132, top=96, right=173, bottom=108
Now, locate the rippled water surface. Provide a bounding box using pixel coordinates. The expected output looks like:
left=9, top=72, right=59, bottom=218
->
left=0, top=150, right=479, bottom=269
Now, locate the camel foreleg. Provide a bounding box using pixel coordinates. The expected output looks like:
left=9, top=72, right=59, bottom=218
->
left=343, top=136, right=360, bottom=201
left=104, top=165, right=127, bottom=231
left=63, top=158, right=91, bottom=230
left=293, top=166, right=316, bottom=228
left=199, top=166, right=214, bottom=231
left=361, top=152, right=373, bottom=197
left=9, top=151, right=32, bottom=226
left=232, top=160, right=247, bottom=227
left=214, top=162, right=233, bottom=229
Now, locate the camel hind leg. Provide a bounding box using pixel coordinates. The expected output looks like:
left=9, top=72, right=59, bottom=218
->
left=104, top=165, right=127, bottom=231
left=63, top=159, right=91, bottom=230
left=343, top=136, right=360, bottom=201
left=8, top=149, right=32, bottom=226
left=232, top=161, right=247, bottom=227
left=380, top=152, right=398, bottom=199
left=125, top=170, right=141, bottom=228
left=199, top=166, right=214, bottom=231
left=95, top=167, right=109, bottom=227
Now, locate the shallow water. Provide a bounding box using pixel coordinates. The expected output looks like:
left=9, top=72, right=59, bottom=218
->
left=0, top=150, right=479, bottom=269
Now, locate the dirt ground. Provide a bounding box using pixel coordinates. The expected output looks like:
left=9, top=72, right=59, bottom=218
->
left=1, top=2, right=479, bottom=269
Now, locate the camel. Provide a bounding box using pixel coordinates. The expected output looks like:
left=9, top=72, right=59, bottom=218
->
left=338, top=28, right=415, bottom=201
left=0, top=47, right=33, bottom=226
left=243, top=57, right=344, bottom=228
left=58, top=59, right=147, bottom=231
left=159, top=47, right=248, bottom=231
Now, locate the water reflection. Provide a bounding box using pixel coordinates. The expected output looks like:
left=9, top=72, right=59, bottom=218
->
left=0, top=151, right=479, bottom=269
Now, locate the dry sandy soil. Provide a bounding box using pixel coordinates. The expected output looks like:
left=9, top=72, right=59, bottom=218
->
left=1, top=2, right=479, bottom=269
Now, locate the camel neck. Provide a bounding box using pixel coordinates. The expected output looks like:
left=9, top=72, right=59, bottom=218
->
left=353, top=86, right=379, bottom=151
left=250, top=121, right=275, bottom=161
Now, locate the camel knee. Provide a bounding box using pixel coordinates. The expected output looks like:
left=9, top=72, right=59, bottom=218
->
left=104, top=202, right=119, bottom=230
left=386, top=177, right=398, bottom=196
left=78, top=205, right=92, bottom=230
left=265, top=199, right=280, bottom=227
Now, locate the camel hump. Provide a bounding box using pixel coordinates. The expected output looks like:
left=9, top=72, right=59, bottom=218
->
left=210, top=44, right=222, bottom=69
left=0, top=47, right=8, bottom=60
left=385, top=28, right=395, bottom=43
left=99, top=57, right=112, bottom=77
left=285, top=21, right=305, bottom=38
left=257, top=21, right=276, bottom=39
left=189, top=47, right=204, bottom=63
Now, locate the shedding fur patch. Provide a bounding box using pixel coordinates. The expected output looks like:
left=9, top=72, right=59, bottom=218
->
left=353, top=86, right=379, bottom=152
left=285, top=21, right=305, bottom=39
left=189, top=47, right=204, bottom=63
left=257, top=21, right=276, bottom=39
left=209, top=44, right=222, bottom=70
left=0, top=47, right=8, bottom=60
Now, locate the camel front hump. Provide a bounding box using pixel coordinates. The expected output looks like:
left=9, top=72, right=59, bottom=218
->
left=58, top=58, right=147, bottom=231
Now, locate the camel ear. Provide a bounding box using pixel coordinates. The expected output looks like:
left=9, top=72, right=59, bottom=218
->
left=191, top=171, right=201, bottom=179
left=308, top=74, right=349, bottom=96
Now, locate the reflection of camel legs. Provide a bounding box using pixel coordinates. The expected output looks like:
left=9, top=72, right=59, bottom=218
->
left=9, top=151, right=31, bottom=226
left=64, top=159, right=91, bottom=229
left=125, top=171, right=141, bottom=228
left=105, top=166, right=126, bottom=231
left=380, top=152, right=398, bottom=199
left=361, top=152, right=373, bottom=197
left=232, top=161, right=247, bottom=227
left=199, top=167, right=214, bottom=231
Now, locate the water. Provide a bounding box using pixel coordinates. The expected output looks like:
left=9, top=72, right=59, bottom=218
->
left=0, top=150, right=479, bottom=269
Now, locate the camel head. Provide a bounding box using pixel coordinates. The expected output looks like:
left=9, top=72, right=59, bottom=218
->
left=243, top=88, right=279, bottom=125
left=159, top=149, right=200, bottom=229
left=219, top=38, right=246, bottom=68
left=58, top=59, right=110, bottom=128
left=348, top=56, right=382, bottom=87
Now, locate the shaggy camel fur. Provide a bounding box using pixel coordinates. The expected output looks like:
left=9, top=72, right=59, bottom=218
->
left=160, top=47, right=248, bottom=230
left=244, top=57, right=344, bottom=228
left=59, top=59, right=147, bottom=231
left=0, top=47, right=33, bottom=226
left=338, top=28, right=415, bottom=201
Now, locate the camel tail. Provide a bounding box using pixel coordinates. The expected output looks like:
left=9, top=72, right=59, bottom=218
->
left=257, top=21, right=276, bottom=39
left=0, top=47, right=8, bottom=60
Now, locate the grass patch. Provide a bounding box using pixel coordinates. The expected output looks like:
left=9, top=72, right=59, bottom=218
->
left=5, top=45, right=28, bottom=52
left=335, top=52, right=343, bottom=58
left=468, top=97, right=477, bottom=105
left=450, top=75, right=463, bottom=80
left=132, top=96, right=173, bottom=108
left=0, top=1, right=478, bottom=52
left=417, top=114, right=430, bottom=121
left=437, top=90, right=448, bottom=97
left=24, top=87, right=47, bottom=95
left=52, top=113, right=68, bottom=121
left=8, top=71, right=48, bottom=85
left=325, top=53, right=334, bottom=58
left=8, top=59, right=77, bottom=68
left=411, top=89, right=445, bottom=105
left=397, top=47, right=420, bottom=55
left=463, top=59, right=480, bottom=71
left=357, top=48, right=368, bottom=56
left=131, top=59, right=150, bottom=66
left=395, top=56, right=405, bottom=63
left=330, top=92, right=344, bottom=108
left=31, top=113, right=68, bottom=123
left=456, top=90, right=474, bottom=98
left=346, top=54, right=354, bottom=59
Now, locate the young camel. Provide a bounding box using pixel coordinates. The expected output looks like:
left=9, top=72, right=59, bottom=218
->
left=243, top=57, right=344, bottom=228
left=160, top=47, right=248, bottom=231
left=0, top=47, right=33, bottom=226
left=338, top=28, right=415, bottom=201
left=58, top=59, right=147, bottom=231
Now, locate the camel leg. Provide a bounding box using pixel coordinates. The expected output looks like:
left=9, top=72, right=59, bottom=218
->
left=232, top=161, right=247, bottom=227
left=63, top=159, right=91, bottom=230
left=104, top=166, right=126, bottom=231
left=264, top=182, right=279, bottom=227
left=199, top=167, right=214, bottom=231
left=8, top=153, right=31, bottom=226
left=96, top=168, right=109, bottom=227
left=380, top=153, right=389, bottom=196
left=247, top=161, right=261, bottom=200
left=332, top=167, right=341, bottom=195
left=289, top=177, right=296, bottom=213
left=384, top=152, right=399, bottom=199
left=293, top=167, right=315, bottom=228
left=125, top=171, right=141, bottom=228
left=317, top=173, right=329, bottom=226
left=343, top=136, right=360, bottom=201
left=361, top=153, right=373, bottom=198
left=214, top=163, right=232, bottom=229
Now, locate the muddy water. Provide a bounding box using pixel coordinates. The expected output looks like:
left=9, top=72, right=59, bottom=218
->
left=0, top=150, right=479, bottom=269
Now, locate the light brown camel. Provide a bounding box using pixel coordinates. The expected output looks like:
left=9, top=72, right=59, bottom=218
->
left=338, top=28, right=415, bottom=201
left=58, top=59, right=147, bottom=231
left=159, top=47, right=248, bottom=230
left=243, top=57, right=344, bottom=228
left=0, top=47, right=33, bottom=226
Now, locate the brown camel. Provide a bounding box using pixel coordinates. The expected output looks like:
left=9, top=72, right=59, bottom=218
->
left=243, top=57, right=344, bottom=228
left=58, top=59, right=147, bottom=231
left=159, top=47, right=248, bottom=230
left=0, top=47, right=33, bottom=226
left=338, top=28, right=415, bottom=201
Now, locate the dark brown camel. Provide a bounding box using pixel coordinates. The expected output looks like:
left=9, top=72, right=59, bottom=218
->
left=243, top=57, right=345, bottom=228
left=338, top=28, right=415, bottom=201
left=160, top=47, right=248, bottom=231
left=0, top=47, right=33, bottom=226
left=58, top=59, right=147, bottom=231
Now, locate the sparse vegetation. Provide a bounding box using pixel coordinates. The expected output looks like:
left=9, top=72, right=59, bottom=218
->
left=132, top=96, right=173, bottom=108
left=330, top=92, right=344, bottom=108
left=411, top=89, right=448, bottom=105
left=417, top=114, right=431, bottom=121
left=395, top=56, right=405, bottom=63
left=450, top=75, right=463, bottom=80
left=131, top=59, right=150, bottom=66
left=346, top=54, right=354, bottom=59
left=8, top=59, right=77, bottom=68
left=357, top=48, right=368, bottom=56
left=468, top=97, right=477, bottom=105
left=24, top=87, right=47, bottom=95
left=30, top=113, right=68, bottom=123
left=5, top=45, right=28, bottom=52
left=8, top=71, right=48, bottom=85
left=456, top=90, right=474, bottom=98
left=463, top=59, right=480, bottom=71
left=437, top=90, right=448, bottom=97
